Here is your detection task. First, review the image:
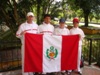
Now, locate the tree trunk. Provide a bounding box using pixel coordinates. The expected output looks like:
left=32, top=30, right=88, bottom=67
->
left=84, top=10, right=90, bottom=27
left=37, top=4, right=40, bottom=25
left=37, top=0, right=42, bottom=25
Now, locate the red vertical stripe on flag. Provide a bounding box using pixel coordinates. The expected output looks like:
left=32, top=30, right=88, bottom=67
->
left=61, top=35, right=79, bottom=70
left=24, top=33, right=43, bottom=72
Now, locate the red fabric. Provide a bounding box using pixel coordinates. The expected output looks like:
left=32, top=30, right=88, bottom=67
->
left=61, top=35, right=79, bottom=70
left=24, top=33, right=79, bottom=72
left=24, top=33, right=43, bottom=72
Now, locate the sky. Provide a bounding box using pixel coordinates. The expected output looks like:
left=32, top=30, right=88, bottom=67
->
left=55, top=0, right=61, bottom=2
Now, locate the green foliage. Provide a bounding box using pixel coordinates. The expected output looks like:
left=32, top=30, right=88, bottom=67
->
left=67, top=0, right=100, bottom=26
left=97, top=55, right=100, bottom=67
left=0, top=0, right=100, bottom=36
left=0, top=0, right=36, bottom=34
left=0, top=30, right=17, bottom=41
left=86, top=34, right=100, bottom=38
left=0, top=0, right=64, bottom=31
left=89, top=12, right=95, bottom=22
left=83, top=35, right=100, bottom=66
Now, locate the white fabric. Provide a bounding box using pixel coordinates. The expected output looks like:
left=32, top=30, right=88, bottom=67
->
left=54, top=27, right=70, bottom=35
left=16, top=21, right=38, bottom=75
left=27, top=12, right=34, bottom=17
left=54, top=26, right=70, bottom=73
left=38, top=22, right=54, bottom=35
left=38, top=22, right=54, bottom=74
left=77, top=46, right=82, bottom=72
left=43, top=35, right=62, bottom=72
left=16, top=21, right=38, bottom=44
left=70, top=27, right=85, bottom=72
left=70, top=27, right=85, bottom=46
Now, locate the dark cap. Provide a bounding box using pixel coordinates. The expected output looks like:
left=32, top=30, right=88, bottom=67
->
left=59, top=18, right=66, bottom=23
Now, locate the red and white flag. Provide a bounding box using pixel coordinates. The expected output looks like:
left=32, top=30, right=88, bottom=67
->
left=24, top=33, right=79, bottom=73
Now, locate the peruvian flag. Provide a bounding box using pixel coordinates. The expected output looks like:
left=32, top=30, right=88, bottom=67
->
left=24, top=33, right=79, bottom=73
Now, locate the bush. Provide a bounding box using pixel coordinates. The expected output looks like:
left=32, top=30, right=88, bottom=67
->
left=97, top=55, right=100, bottom=67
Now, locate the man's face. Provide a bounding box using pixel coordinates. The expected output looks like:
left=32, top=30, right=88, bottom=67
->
left=44, top=16, right=51, bottom=24
left=73, top=22, right=79, bottom=28
left=27, top=16, right=34, bottom=22
left=59, top=22, right=65, bottom=28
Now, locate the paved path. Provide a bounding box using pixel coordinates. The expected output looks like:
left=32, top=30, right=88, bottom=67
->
left=66, top=22, right=100, bottom=28
left=0, top=65, right=100, bottom=75
left=82, top=66, right=100, bottom=75
left=0, top=70, right=21, bottom=75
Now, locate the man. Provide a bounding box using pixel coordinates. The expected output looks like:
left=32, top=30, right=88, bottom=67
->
left=70, top=17, right=85, bottom=75
left=54, top=18, right=70, bottom=75
left=16, top=12, right=38, bottom=75
left=38, top=14, right=54, bottom=75
left=54, top=18, right=70, bottom=35
left=38, top=14, right=54, bottom=35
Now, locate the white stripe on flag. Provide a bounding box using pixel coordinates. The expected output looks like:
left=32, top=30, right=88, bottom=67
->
left=43, top=35, right=62, bottom=72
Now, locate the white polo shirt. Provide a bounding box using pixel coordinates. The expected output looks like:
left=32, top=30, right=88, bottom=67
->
left=38, top=22, right=54, bottom=35
left=16, top=21, right=38, bottom=43
left=70, top=27, right=85, bottom=46
left=54, top=27, right=70, bottom=35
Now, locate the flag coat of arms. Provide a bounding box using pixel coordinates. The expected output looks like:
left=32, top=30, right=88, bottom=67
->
left=24, top=33, right=79, bottom=73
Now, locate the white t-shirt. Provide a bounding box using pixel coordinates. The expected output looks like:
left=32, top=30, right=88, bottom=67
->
left=38, top=22, right=54, bottom=35
left=54, top=27, right=70, bottom=35
left=16, top=21, right=38, bottom=43
left=70, top=27, right=85, bottom=46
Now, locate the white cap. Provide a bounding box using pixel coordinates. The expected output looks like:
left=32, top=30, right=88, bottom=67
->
left=27, top=12, right=34, bottom=17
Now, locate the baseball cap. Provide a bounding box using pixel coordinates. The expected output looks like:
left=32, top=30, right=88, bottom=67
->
left=59, top=18, right=66, bottom=23
left=27, top=12, right=34, bottom=17
left=73, top=17, right=79, bottom=23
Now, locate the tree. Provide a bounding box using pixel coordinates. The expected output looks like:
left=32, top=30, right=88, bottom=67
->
left=89, top=12, right=95, bottom=22
left=67, top=0, right=100, bottom=26
left=0, top=0, right=36, bottom=35
left=94, top=13, right=100, bottom=23
left=93, top=5, right=100, bottom=23
left=36, top=0, right=62, bottom=24
left=60, top=0, right=68, bottom=19
left=0, top=0, right=70, bottom=35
